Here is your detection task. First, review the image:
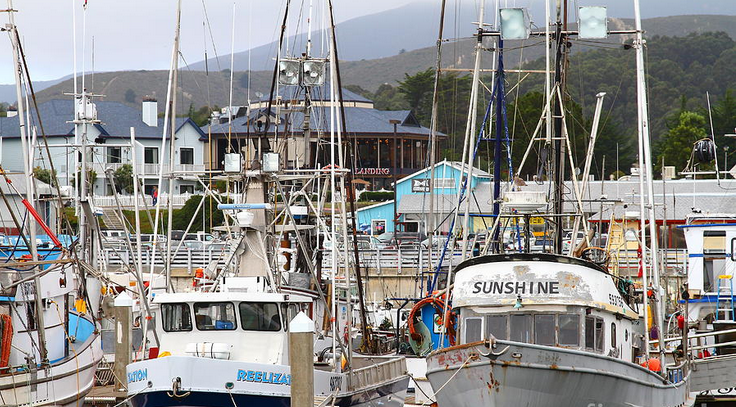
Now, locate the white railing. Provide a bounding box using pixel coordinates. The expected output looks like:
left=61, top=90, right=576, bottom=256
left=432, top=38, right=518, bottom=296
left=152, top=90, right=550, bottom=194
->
left=90, top=163, right=205, bottom=176
left=101, top=244, right=234, bottom=273
left=91, top=193, right=195, bottom=208
left=349, top=357, right=406, bottom=390
left=321, top=247, right=463, bottom=274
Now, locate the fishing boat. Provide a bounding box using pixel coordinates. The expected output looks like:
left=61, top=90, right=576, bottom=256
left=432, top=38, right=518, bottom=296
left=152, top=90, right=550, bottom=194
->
left=425, top=253, right=691, bottom=406
left=421, top=0, right=699, bottom=404
left=125, top=285, right=408, bottom=407
left=123, top=0, right=410, bottom=404
left=0, top=2, right=103, bottom=406
left=0, top=259, right=102, bottom=407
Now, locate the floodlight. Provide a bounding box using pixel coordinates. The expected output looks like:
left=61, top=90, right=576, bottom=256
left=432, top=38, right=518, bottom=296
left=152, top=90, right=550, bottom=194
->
left=578, top=6, right=607, bottom=39
left=278, top=59, right=300, bottom=86
left=302, top=60, right=326, bottom=86
left=500, top=8, right=530, bottom=40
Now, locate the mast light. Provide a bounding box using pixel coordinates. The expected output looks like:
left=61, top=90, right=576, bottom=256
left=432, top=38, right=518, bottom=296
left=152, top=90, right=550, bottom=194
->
left=302, top=60, right=326, bottom=86
left=578, top=6, right=608, bottom=39
left=278, top=59, right=301, bottom=86
left=500, top=8, right=530, bottom=40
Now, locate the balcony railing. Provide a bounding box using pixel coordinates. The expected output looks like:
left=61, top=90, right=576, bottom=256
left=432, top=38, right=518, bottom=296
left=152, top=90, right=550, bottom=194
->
left=91, top=163, right=205, bottom=176
left=91, top=193, right=195, bottom=208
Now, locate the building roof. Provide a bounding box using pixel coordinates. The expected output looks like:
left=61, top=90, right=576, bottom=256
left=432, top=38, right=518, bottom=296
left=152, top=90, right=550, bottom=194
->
left=396, top=160, right=492, bottom=185
left=200, top=106, right=443, bottom=140
left=518, top=178, right=736, bottom=221
left=0, top=99, right=205, bottom=140
left=398, top=192, right=488, bottom=214
left=0, top=173, right=51, bottom=195
left=265, top=86, right=373, bottom=104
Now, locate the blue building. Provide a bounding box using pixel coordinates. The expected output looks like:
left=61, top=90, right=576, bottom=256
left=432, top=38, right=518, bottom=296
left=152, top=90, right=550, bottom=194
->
left=357, top=160, right=493, bottom=235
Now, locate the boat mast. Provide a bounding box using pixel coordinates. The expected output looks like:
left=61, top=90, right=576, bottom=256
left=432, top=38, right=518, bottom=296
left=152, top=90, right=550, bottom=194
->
left=551, top=0, right=568, bottom=253
left=164, top=0, right=182, bottom=291
left=633, top=0, right=665, bottom=358
left=426, top=0, right=447, bottom=277
left=458, top=0, right=485, bottom=261
left=6, top=0, right=48, bottom=364
left=326, top=0, right=373, bottom=353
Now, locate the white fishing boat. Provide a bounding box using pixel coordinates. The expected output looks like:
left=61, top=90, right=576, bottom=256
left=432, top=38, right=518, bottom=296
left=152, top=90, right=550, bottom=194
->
left=0, top=263, right=102, bottom=407
left=0, top=2, right=103, bottom=405
left=125, top=286, right=408, bottom=407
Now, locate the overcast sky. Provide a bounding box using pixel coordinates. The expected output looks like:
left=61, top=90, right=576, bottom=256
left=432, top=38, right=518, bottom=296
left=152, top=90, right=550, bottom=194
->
left=2, top=0, right=733, bottom=85
left=0, top=0, right=430, bottom=84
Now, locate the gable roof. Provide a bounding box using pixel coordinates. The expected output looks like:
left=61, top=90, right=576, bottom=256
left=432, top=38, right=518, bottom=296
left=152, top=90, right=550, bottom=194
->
left=396, top=160, right=492, bottom=185
left=199, top=106, right=444, bottom=140
left=263, top=87, right=373, bottom=104
left=0, top=99, right=205, bottom=140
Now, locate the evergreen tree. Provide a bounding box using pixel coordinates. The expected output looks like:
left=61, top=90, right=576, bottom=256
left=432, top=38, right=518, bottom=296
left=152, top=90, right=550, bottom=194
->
left=657, top=111, right=708, bottom=171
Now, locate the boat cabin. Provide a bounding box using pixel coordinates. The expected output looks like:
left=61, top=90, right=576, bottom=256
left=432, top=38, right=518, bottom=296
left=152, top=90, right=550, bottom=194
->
left=451, top=254, right=641, bottom=363
left=154, top=291, right=311, bottom=365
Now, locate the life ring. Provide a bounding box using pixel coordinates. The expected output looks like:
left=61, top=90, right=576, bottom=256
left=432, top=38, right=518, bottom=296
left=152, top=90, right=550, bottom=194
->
left=408, top=296, right=456, bottom=346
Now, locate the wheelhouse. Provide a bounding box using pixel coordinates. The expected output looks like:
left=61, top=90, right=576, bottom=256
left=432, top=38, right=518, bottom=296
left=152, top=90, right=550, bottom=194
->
left=154, top=292, right=311, bottom=364
left=452, top=254, right=641, bottom=363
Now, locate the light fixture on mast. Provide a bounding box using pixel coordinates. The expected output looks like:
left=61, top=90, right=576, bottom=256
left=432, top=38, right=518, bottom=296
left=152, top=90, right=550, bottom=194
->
left=499, top=8, right=530, bottom=40
left=578, top=6, right=608, bottom=39
left=278, top=59, right=301, bottom=86
left=302, top=60, right=326, bottom=86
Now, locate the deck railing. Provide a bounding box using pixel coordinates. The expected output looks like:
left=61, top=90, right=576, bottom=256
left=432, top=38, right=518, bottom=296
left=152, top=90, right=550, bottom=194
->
left=349, top=356, right=407, bottom=391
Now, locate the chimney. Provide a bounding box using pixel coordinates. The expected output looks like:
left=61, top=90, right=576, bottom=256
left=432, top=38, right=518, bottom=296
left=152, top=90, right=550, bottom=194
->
left=5, top=106, right=17, bottom=118
left=142, top=96, right=157, bottom=127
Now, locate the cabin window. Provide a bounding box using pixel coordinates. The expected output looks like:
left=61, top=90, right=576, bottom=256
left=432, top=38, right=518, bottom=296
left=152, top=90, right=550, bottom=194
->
left=703, top=231, right=726, bottom=254
left=510, top=314, right=532, bottom=343
left=595, top=319, right=605, bottom=351
left=465, top=317, right=483, bottom=343
left=585, top=316, right=605, bottom=352
left=558, top=314, right=580, bottom=346
left=534, top=315, right=555, bottom=346
left=281, top=303, right=300, bottom=330
left=239, top=302, right=282, bottom=331
left=162, top=303, right=192, bottom=332
left=194, top=302, right=237, bottom=330
left=486, top=315, right=508, bottom=340
left=611, top=322, right=617, bottom=348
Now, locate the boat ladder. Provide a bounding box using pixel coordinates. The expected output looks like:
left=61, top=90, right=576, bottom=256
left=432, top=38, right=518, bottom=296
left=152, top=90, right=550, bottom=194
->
left=716, top=274, right=735, bottom=321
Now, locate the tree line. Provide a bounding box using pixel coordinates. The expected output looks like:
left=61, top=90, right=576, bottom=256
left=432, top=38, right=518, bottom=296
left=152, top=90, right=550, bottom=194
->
left=347, top=31, right=736, bottom=179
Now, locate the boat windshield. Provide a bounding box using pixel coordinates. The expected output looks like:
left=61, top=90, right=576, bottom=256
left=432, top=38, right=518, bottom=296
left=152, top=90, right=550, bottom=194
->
left=239, top=302, right=282, bottom=331
left=161, top=303, right=192, bottom=332
left=194, top=302, right=237, bottom=330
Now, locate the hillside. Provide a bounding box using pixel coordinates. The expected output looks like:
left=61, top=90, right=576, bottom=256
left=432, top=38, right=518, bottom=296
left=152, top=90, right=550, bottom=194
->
left=189, top=0, right=736, bottom=73
left=29, top=14, right=736, bottom=112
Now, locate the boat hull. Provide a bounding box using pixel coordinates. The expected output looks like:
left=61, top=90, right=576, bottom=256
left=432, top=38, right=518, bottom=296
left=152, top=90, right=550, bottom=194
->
left=0, top=333, right=102, bottom=407
left=127, top=355, right=409, bottom=407
left=426, top=340, right=693, bottom=407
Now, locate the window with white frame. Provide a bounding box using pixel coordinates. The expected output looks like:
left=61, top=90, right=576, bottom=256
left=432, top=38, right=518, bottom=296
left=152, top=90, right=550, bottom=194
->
left=180, top=147, right=194, bottom=165
left=433, top=178, right=455, bottom=189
